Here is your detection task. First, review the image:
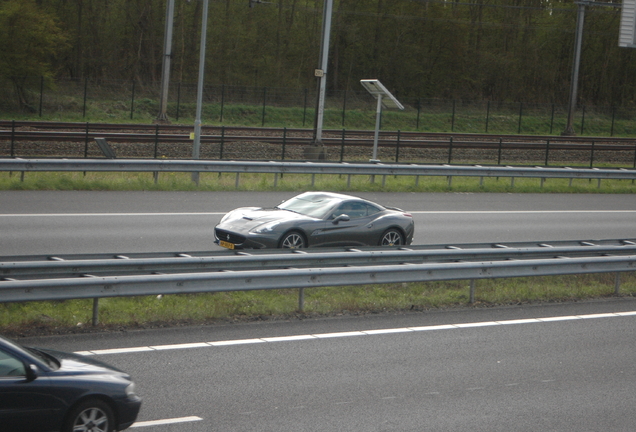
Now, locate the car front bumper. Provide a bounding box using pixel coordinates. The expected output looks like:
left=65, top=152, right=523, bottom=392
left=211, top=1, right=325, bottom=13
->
left=215, top=227, right=280, bottom=249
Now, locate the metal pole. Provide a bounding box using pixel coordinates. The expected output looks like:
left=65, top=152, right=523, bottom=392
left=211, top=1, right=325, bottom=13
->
left=313, top=0, right=333, bottom=144
left=371, top=95, right=383, bottom=162
left=156, top=0, right=175, bottom=123
left=192, top=0, right=209, bottom=184
left=562, top=1, right=587, bottom=136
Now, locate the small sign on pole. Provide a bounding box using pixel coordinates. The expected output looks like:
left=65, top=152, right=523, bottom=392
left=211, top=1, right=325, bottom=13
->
left=360, top=79, right=404, bottom=162
left=620, top=0, right=636, bottom=47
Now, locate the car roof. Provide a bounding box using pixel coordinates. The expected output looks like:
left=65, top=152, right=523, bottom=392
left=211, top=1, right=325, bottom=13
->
left=294, top=191, right=381, bottom=206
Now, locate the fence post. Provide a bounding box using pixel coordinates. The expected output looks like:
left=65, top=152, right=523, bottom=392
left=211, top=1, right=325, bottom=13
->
left=581, top=105, right=586, bottom=135
left=545, top=140, right=550, bottom=166
left=219, top=126, right=225, bottom=160
left=485, top=100, right=490, bottom=133
left=261, top=87, right=267, bottom=126
left=590, top=141, right=595, bottom=168
left=416, top=98, right=421, bottom=130
left=82, top=77, right=88, bottom=118
left=84, top=122, right=89, bottom=158
left=39, top=76, right=44, bottom=117
left=176, top=82, right=181, bottom=120
left=550, top=104, right=555, bottom=135
left=10, top=120, right=15, bottom=158
left=281, top=127, right=287, bottom=161
left=220, top=84, right=225, bottom=123
left=153, top=124, right=159, bottom=158
left=448, top=136, right=453, bottom=164
left=395, top=130, right=401, bottom=163
left=303, top=88, right=308, bottom=127
left=130, top=80, right=136, bottom=120
left=340, top=129, right=345, bottom=162
left=341, top=89, right=347, bottom=127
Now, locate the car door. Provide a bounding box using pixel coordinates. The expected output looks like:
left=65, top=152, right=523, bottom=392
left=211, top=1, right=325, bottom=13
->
left=0, top=348, right=56, bottom=432
left=317, top=201, right=378, bottom=247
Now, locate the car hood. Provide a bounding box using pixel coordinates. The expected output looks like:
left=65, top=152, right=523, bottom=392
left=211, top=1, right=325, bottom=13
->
left=37, top=347, right=130, bottom=378
left=219, top=207, right=310, bottom=230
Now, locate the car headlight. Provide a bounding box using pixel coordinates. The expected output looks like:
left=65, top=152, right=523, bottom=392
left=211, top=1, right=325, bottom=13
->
left=250, top=221, right=280, bottom=234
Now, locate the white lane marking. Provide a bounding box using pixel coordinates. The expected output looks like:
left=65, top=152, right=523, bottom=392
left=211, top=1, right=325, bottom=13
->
left=0, top=212, right=225, bottom=217
left=77, top=310, right=636, bottom=356
left=2, top=210, right=636, bottom=217
left=130, top=416, right=203, bottom=428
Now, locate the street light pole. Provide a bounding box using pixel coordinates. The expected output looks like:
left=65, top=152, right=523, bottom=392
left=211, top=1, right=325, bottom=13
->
left=156, top=0, right=175, bottom=124
left=192, top=0, right=209, bottom=184
left=562, top=1, right=588, bottom=136
left=313, top=0, right=333, bottom=145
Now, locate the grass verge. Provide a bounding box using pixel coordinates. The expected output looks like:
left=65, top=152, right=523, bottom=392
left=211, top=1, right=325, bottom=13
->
left=2, top=273, right=635, bottom=337
left=1, top=171, right=635, bottom=194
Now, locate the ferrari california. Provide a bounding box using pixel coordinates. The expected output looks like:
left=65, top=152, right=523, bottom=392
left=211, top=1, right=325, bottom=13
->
left=214, top=191, right=414, bottom=249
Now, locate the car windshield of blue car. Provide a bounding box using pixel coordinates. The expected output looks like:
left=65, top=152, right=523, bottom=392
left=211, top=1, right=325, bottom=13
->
left=276, top=195, right=340, bottom=218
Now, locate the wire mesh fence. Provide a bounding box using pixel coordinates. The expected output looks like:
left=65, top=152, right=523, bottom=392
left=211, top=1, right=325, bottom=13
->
left=1, top=76, right=636, bottom=136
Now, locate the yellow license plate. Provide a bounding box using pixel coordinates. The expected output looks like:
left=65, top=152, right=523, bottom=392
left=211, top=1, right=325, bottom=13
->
left=219, top=240, right=235, bottom=250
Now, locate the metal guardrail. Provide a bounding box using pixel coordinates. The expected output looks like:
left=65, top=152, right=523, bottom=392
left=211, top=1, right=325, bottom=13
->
left=1, top=158, right=636, bottom=183
left=1, top=239, right=635, bottom=302
left=2, top=239, right=635, bottom=325
left=2, top=239, right=636, bottom=280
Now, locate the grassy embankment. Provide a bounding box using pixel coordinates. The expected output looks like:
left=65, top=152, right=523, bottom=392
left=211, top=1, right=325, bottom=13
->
left=1, top=103, right=635, bottom=335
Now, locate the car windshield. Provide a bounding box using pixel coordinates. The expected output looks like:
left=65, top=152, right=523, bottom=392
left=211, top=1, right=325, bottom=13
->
left=276, top=193, right=341, bottom=219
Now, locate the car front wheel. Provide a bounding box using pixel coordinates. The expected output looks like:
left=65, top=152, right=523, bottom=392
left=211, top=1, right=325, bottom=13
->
left=64, top=399, right=115, bottom=432
left=279, top=231, right=306, bottom=249
left=379, top=229, right=404, bottom=246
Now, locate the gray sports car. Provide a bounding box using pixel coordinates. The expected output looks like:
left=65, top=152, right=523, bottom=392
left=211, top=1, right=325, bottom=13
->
left=214, top=191, right=414, bottom=249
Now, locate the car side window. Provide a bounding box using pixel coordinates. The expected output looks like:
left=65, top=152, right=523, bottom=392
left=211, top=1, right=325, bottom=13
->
left=365, top=204, right=382, bottom=216
left=332, top=202, right=368, bottom=219
left=0, top=349, right=26, bottom=377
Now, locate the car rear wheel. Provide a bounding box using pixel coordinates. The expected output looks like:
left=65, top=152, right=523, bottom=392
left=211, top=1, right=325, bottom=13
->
left=279, top=231, right=306, bottom=249
left=64, top=399, right=115, bottom=432
left=379, top=229, right=404, bottom=246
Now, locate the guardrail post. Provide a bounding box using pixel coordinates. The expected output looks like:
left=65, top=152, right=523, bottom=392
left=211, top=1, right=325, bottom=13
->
left=615, top=272, right=621, bottom=295
left=469, top=279, right=476, bottom=304
left=92, top=298, right=99, bottom=326
left=298, top=288, right=305, bottom=311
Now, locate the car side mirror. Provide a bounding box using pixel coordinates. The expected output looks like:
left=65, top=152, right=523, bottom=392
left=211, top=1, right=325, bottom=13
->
left=332, top=214, right=350, bottom=224
left=25, top=364, right=38, bottom=382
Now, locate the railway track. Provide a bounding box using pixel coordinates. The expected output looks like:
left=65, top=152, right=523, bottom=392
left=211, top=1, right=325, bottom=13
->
left=1, top=120, right=635, bottom=164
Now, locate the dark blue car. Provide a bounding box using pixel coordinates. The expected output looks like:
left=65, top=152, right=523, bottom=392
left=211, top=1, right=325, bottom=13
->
left=0, top=334, right=141, bottom=432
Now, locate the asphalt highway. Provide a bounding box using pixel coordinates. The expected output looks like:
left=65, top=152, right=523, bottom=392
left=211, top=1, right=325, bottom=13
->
left=18, top=299, right=636, bottom=432
left=1, top=190, right=635, bottom=255
left=2, top=190, right=636, bottom=431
